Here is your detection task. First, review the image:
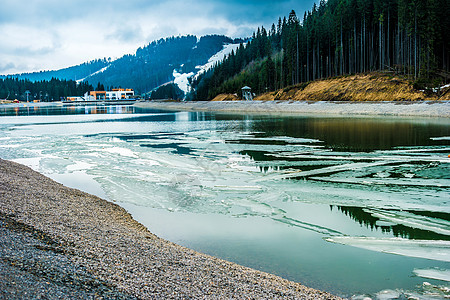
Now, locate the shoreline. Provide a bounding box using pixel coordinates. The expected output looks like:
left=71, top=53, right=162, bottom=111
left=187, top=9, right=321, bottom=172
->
left=2, top=99, right=449, bottom=118
left=0, top=159, right=342, bottom=299
left=134, top=100, right=450, bottom=118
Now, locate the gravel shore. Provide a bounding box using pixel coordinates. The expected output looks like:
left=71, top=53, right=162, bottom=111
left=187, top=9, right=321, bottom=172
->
left=0, top=159, right=342, bottom=299
left=134, top=100, right=450, bottom=118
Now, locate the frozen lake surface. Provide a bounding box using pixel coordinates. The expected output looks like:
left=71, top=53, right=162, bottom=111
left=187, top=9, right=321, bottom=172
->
left=0, top=104, right=449, bottom=299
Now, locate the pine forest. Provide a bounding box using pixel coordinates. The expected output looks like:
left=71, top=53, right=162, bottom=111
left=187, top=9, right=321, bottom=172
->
left=190, top=0, right=450, bottom=100
left=0, top=78, right=94, bottom=102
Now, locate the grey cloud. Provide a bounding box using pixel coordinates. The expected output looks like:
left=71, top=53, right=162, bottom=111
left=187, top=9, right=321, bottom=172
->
left=145, top=24, right=179, bottom=42
left=0, top=0, right=136, bottom=27
left=107, top=25, right=144, bottom=43
left=201, top=0, right=317, bottom=24
left=2, top=0, right=318, bottom=32
left=0, top=62, right=17, bottom=73
left=12, top=31, right=62, bottom=57
left=13, top=45, right=57, bottom=56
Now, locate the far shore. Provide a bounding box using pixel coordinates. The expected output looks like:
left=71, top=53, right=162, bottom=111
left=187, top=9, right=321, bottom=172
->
left=134, top=100, right=450, bottom=118
left=2, top=99, right=449, bottom=118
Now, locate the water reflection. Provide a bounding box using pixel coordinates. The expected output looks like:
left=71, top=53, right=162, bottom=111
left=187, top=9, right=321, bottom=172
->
left=0, top=104, right=136, bottom=116
left=334, top=206, right=450, bottom=241
left=218, top=115, right=450, bottom=151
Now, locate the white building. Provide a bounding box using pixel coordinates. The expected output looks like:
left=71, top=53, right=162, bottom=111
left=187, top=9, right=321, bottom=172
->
left=68, top=88, right=135, bottom=101
left=106, top=89, right=135, bottom=100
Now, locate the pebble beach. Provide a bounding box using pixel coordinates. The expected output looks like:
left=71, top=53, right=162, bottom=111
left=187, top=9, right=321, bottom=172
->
left=0, top=159, right=342, bottom=299
left=134, top=100, right=450, bottom=118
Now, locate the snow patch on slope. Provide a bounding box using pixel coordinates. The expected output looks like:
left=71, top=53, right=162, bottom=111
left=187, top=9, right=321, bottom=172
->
left=172, top=43, right=243, bottom=96
left=173, top=70, right=194, bottom=94
left=76, top=65, right=111, bottom=84
left=194, top=43, right=242, bottom=79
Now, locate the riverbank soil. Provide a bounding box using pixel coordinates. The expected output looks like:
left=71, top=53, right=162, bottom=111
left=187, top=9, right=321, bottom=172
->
left=213, top=73, right=449, bottom=101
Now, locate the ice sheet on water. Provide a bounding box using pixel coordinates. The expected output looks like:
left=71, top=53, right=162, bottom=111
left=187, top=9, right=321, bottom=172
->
left=102, top=147, right=139, bottom=158
left=2, top=115, right=449, bottom=236
left=363, top=208, right=450, bottom=236
left=269, top=148, right=450, bottom=164
left=413, top=268, right=450, bottom=282
left=311, top=176, right=450, bottom=188
left=12, top=157, right=42, bottom=171
left=226, top=136, right=323, bottom=146
left=259, top=136, right=323, bottom=144
left=325, top=236, right=450, bottom=262
left=274, top=216, right=343, bottom=236
left=353, top=283, right=450, bottom=300
left=430, top=137, right=450, bottom=141
left=213, top=185, right=264, bottom=192
left=5, top=123, right=446, bottom=218
left=375, top=220, right=396, bottom=227
left=271, top=177, right=449, bottom=213
left=374, top=290, right=402, bottom=300
left=253, top=161, right=403, bottom=181
left=66, top=161, right=95, bottom=172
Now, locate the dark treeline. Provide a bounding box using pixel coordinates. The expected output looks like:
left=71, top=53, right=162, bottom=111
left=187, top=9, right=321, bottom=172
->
left=150, top=83, right=184, bottom=100
left=190, top=0, right=450, bottom=100
left=0, top=78, right=93, bottom=101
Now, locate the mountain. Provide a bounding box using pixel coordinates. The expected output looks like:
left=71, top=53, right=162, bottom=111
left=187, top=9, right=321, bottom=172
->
left=3, top=35, right=244, bottom=95
left=90, top=35, right=242, bottom=95
left=1, top=59, right=110, bottom=83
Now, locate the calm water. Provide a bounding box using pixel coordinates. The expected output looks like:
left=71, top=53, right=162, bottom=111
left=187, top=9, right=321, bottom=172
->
left=1, top=104, right=449, bottom=299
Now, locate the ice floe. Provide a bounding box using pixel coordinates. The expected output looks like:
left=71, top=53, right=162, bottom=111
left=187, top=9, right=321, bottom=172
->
left=363, top=208, right=450, bottom=236
left=325, top=237, right=450, bottom=262
left=413, top=268, right=450, bottom=282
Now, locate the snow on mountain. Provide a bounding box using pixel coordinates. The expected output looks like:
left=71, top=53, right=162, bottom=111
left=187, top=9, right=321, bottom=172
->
left=194, top=43, right=242, bottom=79
left=172, top=43, right=242, bottom=95
left=76, top=64, right=111, bottom=84
left=173, top=70, right=194, bottom=94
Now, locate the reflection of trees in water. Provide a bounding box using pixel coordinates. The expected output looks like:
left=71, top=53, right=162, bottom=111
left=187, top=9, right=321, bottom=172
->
left=239, top=150, right=273, bottom=162
left=239, top=150, right=335, bottom=174
left=333, top=206, right=450, bottom=241
left=249, top=117, right=449, bottom=152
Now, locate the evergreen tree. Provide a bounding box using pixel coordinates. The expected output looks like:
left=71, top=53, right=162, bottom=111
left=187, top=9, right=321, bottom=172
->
left=0, top=78, right=94, bottom=101
left=191, top=0, right=449, bottom=100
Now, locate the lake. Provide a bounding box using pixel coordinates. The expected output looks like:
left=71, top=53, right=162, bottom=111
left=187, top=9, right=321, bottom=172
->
left=0, top=104, right=449, bottom=299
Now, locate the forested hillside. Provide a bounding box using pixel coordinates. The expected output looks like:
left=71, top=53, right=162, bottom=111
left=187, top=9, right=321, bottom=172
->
left=150, top=83, right=184, bottom=100
left=191, top=0, right=450, bottom=100
left=89, top=35, right=238, bottom=94
left=1, top=59, right=110, bottom=83
left=0, top=78, right=93, bottom=102
left=4, top=35, right=242, bottom=95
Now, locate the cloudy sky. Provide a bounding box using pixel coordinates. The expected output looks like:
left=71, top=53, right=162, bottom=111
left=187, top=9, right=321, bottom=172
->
left=0, top=0, right=317, bottom=75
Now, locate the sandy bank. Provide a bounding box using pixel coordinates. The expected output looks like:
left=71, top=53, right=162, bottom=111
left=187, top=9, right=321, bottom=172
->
left=0, top=159, right=341, bottom=299
left=253, top=74, right=449, bottom=101
left=135, top=100, right=450, bottom=118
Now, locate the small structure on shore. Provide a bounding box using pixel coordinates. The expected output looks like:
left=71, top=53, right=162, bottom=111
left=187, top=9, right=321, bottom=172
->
left=66, top=88, right=135, bottom=101
left=241, top=86, right=253, bottom=101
